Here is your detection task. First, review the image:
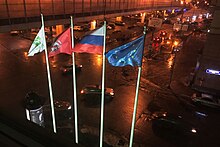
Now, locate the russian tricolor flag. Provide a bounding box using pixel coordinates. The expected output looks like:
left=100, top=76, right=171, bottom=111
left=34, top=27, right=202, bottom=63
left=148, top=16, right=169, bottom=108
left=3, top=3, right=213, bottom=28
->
left=72, top=26, right=104, bottom=54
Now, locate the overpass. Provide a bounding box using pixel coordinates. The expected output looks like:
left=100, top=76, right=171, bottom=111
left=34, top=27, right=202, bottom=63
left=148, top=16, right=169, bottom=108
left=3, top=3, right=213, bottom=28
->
left=0, top=0, right=183, bottom=32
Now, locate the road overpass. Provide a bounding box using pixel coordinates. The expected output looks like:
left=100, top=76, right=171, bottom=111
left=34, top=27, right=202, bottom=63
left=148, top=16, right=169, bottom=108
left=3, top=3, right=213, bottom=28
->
left=0, top=0, right=183, bottom=32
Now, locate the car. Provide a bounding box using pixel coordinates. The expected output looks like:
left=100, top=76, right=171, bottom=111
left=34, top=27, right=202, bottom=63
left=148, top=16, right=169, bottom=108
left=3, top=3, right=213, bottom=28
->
left=152, top=114, right=198, bottom=141
left=107, top=25, right=113, bottom=30
left=108, top=23, right=116, bottom=29
left=160, top=31, right=168, bottom=38
left=73, top=25, right=84, bottom=31
left=192, top=93, right=220, bottom=108
left=112, top=30, right=122, bottom=34
left=80, top=85, right=114, bottom=103
left=152, top=37, right=162, bottom=48
left=127, top=24, right=138, bottom=29
left=10, top=30, right=20, bottom=36
left=172, top=41, right=183, bottom=52
left=60, top=64, right=82, bottom=75
left=163, top=19, right=172, bottom=24
left=115, top=21, right=125, bottom=26
left=43, top=99, right=72, bottom=120
left=153, top=37, right=162, bottom=43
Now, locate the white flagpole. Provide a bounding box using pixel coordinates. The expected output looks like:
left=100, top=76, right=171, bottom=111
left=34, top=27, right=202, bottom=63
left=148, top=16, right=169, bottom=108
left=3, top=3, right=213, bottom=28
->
left=100, top=21, right=107, bottom=147
left=129, top=67, right=142, bottom=147
left=129, top=27, right=147, bottom=147
left=41, top=14, right=57, bottom=133
left=70, top=16, right=79, bottom=144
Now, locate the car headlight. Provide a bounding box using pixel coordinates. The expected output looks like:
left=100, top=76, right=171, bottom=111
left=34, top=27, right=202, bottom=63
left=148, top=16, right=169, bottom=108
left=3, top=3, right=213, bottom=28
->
left=68, top=106, right=72, bottom=110
left=191, top=128, right=197, bottom=133
left=110, top=92, right=114, bottom=96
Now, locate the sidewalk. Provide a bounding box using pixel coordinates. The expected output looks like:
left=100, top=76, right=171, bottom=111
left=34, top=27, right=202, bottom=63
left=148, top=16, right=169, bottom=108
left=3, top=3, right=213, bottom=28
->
left=169, top=31, right=206, bottom=99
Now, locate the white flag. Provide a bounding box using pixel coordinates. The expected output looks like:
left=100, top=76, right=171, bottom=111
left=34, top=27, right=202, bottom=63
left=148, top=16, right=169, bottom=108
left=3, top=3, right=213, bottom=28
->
left=28, top=26, right=46, bottom=56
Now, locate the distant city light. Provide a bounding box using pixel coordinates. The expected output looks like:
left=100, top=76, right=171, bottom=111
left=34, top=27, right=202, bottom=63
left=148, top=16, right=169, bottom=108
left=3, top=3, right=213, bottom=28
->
left=192, top=15, right=197, bottom=21
left=191, top=128, right=197, bottom=133
left=206, top=13, right=209, bottom=18
left=91, top=20, right=96, bottom=30
left=206, top=69, right=220, bottom=76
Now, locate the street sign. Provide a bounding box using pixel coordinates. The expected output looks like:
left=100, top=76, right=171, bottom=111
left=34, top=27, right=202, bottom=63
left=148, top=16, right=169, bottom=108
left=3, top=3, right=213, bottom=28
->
left=148, top=18, right=163, bottom=28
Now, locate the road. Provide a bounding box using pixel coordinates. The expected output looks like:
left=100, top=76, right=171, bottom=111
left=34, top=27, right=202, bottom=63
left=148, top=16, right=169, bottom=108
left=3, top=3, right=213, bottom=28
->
left=0, top=16, right=220, bottom=147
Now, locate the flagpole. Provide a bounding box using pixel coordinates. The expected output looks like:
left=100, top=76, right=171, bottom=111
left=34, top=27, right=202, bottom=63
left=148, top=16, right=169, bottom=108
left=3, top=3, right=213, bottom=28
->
left=70, top=16, right=79, bottom=144
left=41, top=14, right=57, bottom=133
left=100, top=21, right=106, bottom=147
left=129, top=26, right=147, bottom=147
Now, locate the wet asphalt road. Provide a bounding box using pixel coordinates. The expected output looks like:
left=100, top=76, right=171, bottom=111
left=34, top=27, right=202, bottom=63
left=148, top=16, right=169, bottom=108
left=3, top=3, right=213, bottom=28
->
left=1, top=19, right=220, bottom=146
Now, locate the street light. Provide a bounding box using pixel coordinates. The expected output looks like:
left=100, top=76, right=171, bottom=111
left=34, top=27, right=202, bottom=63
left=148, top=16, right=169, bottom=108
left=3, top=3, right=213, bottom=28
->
left=173, top=40, right=179, bottom=46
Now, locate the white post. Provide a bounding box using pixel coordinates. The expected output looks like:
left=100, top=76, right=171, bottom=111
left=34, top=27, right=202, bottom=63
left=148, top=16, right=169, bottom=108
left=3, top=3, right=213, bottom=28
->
left=129, top=67, right=142, bottom=147
left=100, top=22, right=107, bottom=147
left=129, top=26, right=147, bottom=147
left=70, top=16, right=79, bottom=144
left=41, top=14, right=57, bottom=133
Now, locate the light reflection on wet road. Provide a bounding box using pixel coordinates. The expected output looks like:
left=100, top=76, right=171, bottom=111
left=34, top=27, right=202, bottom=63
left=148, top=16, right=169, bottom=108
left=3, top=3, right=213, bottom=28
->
left=0, top=28, right=174, bottom=145
left=1, top=24, right=216, bottom=146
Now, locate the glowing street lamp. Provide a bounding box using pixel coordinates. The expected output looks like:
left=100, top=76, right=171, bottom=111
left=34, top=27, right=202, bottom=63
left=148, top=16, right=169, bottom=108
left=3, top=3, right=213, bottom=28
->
left=173, top=40, right=179, bottom=46
left=181, top=0, right=184, bottom=5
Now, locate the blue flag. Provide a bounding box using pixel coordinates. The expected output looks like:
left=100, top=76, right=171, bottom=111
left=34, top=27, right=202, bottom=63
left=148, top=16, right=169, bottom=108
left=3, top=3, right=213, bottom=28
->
left=106, top=35, right=144, bottom=67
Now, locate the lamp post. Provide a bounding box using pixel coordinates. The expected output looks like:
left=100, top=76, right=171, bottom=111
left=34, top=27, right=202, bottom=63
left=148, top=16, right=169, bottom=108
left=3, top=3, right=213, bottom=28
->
left=168, top=40, right=179, bottom=89
left=180, top=0, right=187, bottom=32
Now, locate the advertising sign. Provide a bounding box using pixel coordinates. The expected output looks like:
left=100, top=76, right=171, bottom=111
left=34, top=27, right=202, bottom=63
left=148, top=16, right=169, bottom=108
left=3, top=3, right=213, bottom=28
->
left=148, top=18, right=163, bottom=28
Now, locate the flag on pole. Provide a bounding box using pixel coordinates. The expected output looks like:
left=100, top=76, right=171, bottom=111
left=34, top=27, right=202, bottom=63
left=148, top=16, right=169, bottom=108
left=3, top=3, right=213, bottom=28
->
left=28, top=26, right=46, bottom=56
left=106, top=35, right=144, bottom=67
left=49, top=28, right=72, bottom=57
left=70, top=16, right=79, bottom=144
left=72, top=26, right=104, bottom=54
left=28, top=14, right=57, bottom=133
left=105, top=28, right=146, bottom=147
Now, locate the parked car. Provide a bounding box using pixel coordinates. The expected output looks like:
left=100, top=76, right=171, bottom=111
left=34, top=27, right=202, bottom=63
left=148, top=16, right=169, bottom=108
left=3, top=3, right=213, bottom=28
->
left=60, top=64, right=82, bottom=75
left=80, top=85, right=114, bottom=103
left=152, top=114, right=198, bottom=141
left=10, top=30, right=20, bottom=36
left=163, top=19, right=172, bottom=24
left=43, top=99, right=72, bottom=120
left=192, top=93, right=220, bottom=108
left=127, top=24, right=138, bottom=29
left=73, top=25, right=84, bottom=31
left=112, top=30, right=122, bottom=34
left=108, top=23, right=116, bottom=29
left=115, top=21, right=125, bottom=26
